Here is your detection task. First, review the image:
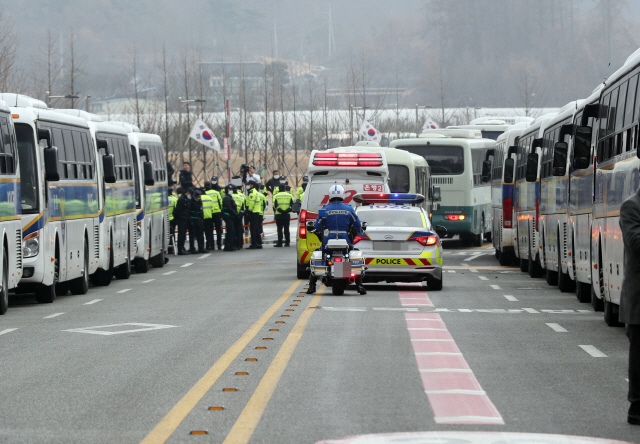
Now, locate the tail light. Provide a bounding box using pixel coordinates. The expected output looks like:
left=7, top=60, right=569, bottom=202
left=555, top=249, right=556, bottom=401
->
left=353, top=235, right=368, bottom=245
left=503, top=198, right=513, bottom=228
left=443, top=215, right=465, bottom=221
left=415, top=236, right=438, bottom=246
left=298, top=209, right=307, bottom=239
left=334, top=257, right=343, bottom=262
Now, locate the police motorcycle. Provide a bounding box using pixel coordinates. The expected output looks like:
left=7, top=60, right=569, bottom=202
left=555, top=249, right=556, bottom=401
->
left=306, top=219, right=367, bottom=296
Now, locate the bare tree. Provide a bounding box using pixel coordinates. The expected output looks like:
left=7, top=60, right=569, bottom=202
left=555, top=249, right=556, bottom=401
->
left=0, top=9, right=20, bottom=93
left=33, top=30, right=60, bottom=104
left=509, top=58, right=546, bottom=117
left=66, top=29, right=85, bottom=109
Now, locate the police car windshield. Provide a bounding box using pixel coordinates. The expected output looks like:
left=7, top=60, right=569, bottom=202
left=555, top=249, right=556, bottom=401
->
left=359, top=209, right=424, bottom=228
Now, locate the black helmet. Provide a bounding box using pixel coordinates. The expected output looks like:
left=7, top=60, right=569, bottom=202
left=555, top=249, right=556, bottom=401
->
left=302, top=175, right=309, bottom=182
left=247, top=178, right=257, bottom=186
left=225, top=184, right=234, bottom=192
left=204, top=181, right=211, bottom=188
left=187, top=187, right=196, bottom=195
left=211, top=176, right=218, bottom=183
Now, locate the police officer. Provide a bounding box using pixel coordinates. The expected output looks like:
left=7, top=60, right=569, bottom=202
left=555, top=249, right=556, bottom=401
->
left=296, top=176, right=308, bottom=202
left=222, top=184, right=238, bottom=251
left=307, top=185, right=366, bottom=295
left=232, top=186, right=247, bottom=250
left=210, top=176, right=222, bottom=193
left=273, top=175, right=289, bottom=196
left=174, top=187, right=191, bottom=255
left=206, top=182, right=224, bottom=250
left=246, top=179, right=263, bottom=249
left=201, top=182, right=214, bottom=251
left=168, top=187, right=178, bottom=254
left=273, top=185, right=294, bottom=247
left=259, top=184, right=268, bottom=236
left=189, top=189, right=206, bottom=253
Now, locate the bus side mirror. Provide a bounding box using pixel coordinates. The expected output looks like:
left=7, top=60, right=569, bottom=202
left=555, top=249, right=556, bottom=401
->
left=432, top=186, right=441, bottom=202
left=144, top=161, right=155, bottom=186
left=43, top=146, right=60, bottom=181
left=481, top=160, right=492, bottom=182
left=552, top=142, right=568, bottom=176
left=435, top=225, right=447, bottom=238
left=97, top=138, right=109, bottom=154
left=38, top=128, right=52, bottom=148
left=574, top=126, right=592, bottom=168
left=525, top=153, right=539, bottom=182
left=504, top=158, right=515, bottom=184
left=102, top=154, right=116, bottom=183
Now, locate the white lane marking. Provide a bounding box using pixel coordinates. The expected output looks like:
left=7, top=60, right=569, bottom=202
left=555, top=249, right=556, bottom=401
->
left=469, top=268, right=478, bottom=273
left=420, top=368, right=473, bottom=373
left=142, top=279, right=155, bottom=284
left=415, top=352, right=462, bottom=356
left=579, top=345, right=607, bottom=357
left=198, top=254, right=211, bottom=259
left=181, top=263, right=193, bottom=268
left=64, top=323, right=178, bottom=336
left=478, top=276, right=489, bottom=281
left=578, top=309, right=592, bottom=313
left=464, top=253, right=487, bottom=262
left=408, top=328, right=448, bottom=331
left=372, top=307, right=419, bottom=311
left=522, top=308, right=539, bottom=313
left=504, top=295, right=518, bottom=302
left=116, top=289, right=131, bottom=294
left=0, top=328, right=18, bottom=336
left=321, top=307, right=367, bottom=312
left=163, top=271, right=176, bottom=275
left=425, top=389, right=486, bottom=395
left=411, top=339, right=455, bottom=342
left=490, top=284, right=502, bottom=290
left=546, top=323, right=568, bottom=333
left=44, top=313, right=65, bottom=319
left=435, top=416, right=504, bottom=423
left=449, top=270, right=456, bottom=273
left=84, top=299, right=102, bottom=305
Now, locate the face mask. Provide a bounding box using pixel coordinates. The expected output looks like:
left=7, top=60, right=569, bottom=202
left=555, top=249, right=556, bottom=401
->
left=274, top=175, right=279, bottom=179
left=212, top=181, right=217, bottom=185
left=187, top=195, right=192, bottom=199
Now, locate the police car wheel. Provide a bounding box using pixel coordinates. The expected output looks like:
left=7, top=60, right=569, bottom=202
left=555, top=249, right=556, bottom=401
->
left=427, top=276, right=443, bottom=291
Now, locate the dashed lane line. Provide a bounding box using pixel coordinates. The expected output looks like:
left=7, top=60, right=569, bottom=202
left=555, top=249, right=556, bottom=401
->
left=180, top=263, right=193, bottom=268
left=546, top=323, right=568, bottom=333
left=523, top=308, right=539, bottom=313
left=504, top=295, right=518, bottom=302
left=139, top=279, right=303, bottom=444
left=116, top=289, right=131, bottom=294
left=44, top=313, right=65, bottom=319
left=198, top=254, right=210, bottom=259
left=141, top=279, right=155, bottom=283
left=579, top=345, right=607, bottom=357
left=490, top=284, right=502, bottom=290
left=162, top=271, right=176, bottom=276
left=478, top=276, right=489, bottom=281
left=222, top=290, right=324, bottom=444
left=84, top=299, right=102, bottom=305
left=0, top=328, right=18, bottom=336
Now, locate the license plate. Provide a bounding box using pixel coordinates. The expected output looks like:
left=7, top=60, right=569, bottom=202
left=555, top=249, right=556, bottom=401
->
left=373, top=242, right=403, bottom=251
left=363, top=184, right=384, bottom=192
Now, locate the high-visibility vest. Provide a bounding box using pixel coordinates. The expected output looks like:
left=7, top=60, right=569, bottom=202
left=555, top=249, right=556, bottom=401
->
left=168, top=195, right=177, bottom=221
left=247, top=188, right=264, bottom=216
left=232, top=192, right=246, bottom=213
left=274, top=192, right=294, bottom=215
left=273, top=184, right=288, bottom=195
left=259, top=191, right=268, bottom=211
left=205, top=189, right=222, bottom=213
left=201, top=194, right=213, bottom=219
left=296, top=186, right=305, bottom=202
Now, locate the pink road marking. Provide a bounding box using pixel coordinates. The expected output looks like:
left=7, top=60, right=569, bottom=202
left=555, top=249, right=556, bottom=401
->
left=401, top=293, right=504, bottom=425
left=399, top=290, right=434, bottom=307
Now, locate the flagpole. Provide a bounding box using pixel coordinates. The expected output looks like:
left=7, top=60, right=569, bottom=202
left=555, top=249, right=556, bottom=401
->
left=226, top=99, right=231, bottom=182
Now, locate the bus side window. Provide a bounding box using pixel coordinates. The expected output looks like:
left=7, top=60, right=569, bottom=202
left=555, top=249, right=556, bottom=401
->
left=81, top=133, right=93, bottom=179
left=62, top=129, right=77, bottom=179
left=0, top=117, right=14, bottom=174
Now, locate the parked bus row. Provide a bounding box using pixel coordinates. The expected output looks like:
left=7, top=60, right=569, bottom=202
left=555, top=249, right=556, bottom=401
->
left=489, top=48, right=640, bottom=327
left=0, top=94, right=169, bottom=315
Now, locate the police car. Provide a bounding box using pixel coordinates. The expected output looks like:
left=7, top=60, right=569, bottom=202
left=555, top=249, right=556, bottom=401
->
left=353, top=194, right=447, bottom=290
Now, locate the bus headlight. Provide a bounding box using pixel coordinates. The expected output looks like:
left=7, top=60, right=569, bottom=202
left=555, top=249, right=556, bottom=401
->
left=23, top=231, right=39, bottom=258
left=136, top=224, right=142, bottom=240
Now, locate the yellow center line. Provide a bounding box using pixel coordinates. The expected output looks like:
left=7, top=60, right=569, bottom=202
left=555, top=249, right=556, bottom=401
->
left=139, top=279, right=302, bottom=444
left=222, top=288, right=324, bottom=444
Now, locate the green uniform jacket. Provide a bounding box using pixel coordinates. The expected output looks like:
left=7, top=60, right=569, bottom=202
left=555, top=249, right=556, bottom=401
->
left=205, top=189, right=223, bottom=213
left=201, top=194, right=213, bottom=219
left=274, top=192, right=294, bottom=215
left=169, top=195, right=178, bottom=221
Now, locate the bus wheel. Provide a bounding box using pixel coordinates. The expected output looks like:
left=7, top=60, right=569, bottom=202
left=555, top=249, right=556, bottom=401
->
left=576, top=282, right=591, bottom=303
left=297, top=263, right=310, bottom=279
left=519, top=253, right=529, bottom=272
left=473, top=232, right=483, bottom=247
left=591, top=243, right=605, bottom=311
left=150, top=229, right=165, bottom=268
left=70, top=242, right=89, bottom=295
left=115, top=235, right=132, bottom=279
left=36, top=249, right=58, bottom=304
left=557, top=242, right=575, bottom=293
left=604, top=301, right=623, bottom=327
left=92, top=238, right=114, bottom=286
left=0, top=249, right=8, bottom=315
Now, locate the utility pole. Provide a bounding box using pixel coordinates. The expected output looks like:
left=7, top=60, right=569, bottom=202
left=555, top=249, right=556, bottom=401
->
left=226, top=99, right=231, bottom=182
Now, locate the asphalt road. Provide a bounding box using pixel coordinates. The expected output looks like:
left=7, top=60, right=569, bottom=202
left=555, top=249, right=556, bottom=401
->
left=1, top=238, right=639, bottom=444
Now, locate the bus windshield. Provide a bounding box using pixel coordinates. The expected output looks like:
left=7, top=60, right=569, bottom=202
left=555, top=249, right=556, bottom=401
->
left=388, top=165, right=410, bottom=192
left=481, top=131, right=503, bottom=140
left=14, top=123, right=39, bottom=213
left=399, top=145, right=464, bottom=175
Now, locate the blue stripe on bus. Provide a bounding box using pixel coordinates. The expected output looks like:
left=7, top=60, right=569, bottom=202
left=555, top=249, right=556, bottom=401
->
left=22, top=213, right=44, bottom=237
left=136, top=209, right=145, bottom=222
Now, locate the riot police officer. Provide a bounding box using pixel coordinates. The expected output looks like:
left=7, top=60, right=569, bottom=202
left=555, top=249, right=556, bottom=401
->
left=307, top=185, right=366, bottom=295
left=222, top=184, right=238, bottom=251
left=273, top=185, right=294, bottom=247
left=189, top=189, right=206, bottom=254
left=206, top=181, right=224, bottom=250
left=201, top=182, right=214, bottom=251
left=174, top=187, right=191, bottom=255
left=273, top=176, right=289, bottom=196
left=296, top=176, right=308, bottom=202
left=209, top=176, right=222, bottom=192
left=246, top=179, right=263, bottom=249
left=232, top=186, right=247, bottom=249
left=168, top=187, right=178, bottom=254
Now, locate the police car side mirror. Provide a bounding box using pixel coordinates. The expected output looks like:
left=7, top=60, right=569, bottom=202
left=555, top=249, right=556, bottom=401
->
left=306, top=220, right=316, bottom=233
left=435, top=225, right=447, bottom=238
left=361, top=221, right=368, bottom=231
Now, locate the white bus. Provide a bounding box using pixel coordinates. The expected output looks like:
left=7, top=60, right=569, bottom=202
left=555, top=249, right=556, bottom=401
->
left=491, top=124, right=528, bottom=265
left=587, top=49, right=640, bottom=325
left=391, top=129, right=495, bottom=246
left=513, top=113, right=557, bottom=277
left=55, top=110, right=138, bottom=285
left=4, top=94, right=106, bottom=302
left=0, top=100, right=22, bottom=315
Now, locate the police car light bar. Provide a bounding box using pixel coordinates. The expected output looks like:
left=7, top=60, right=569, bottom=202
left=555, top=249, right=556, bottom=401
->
left=353, top=193, right=425, bottom=205
left=312, top=152, right=383, bottom=167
